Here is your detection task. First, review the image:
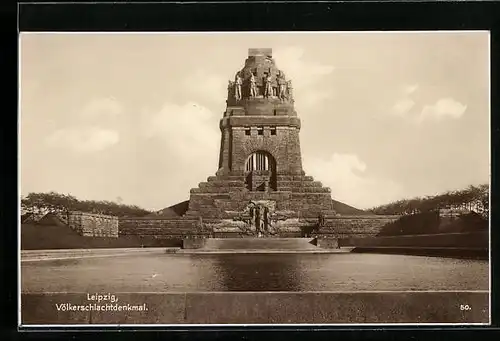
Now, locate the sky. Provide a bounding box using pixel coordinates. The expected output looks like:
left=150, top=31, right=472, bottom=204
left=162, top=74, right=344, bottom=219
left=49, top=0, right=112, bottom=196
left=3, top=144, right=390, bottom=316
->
left=19, top=32, right=490, bottom=211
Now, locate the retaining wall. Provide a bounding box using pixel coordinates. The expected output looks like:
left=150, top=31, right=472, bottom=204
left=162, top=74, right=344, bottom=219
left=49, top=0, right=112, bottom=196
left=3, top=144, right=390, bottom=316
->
left=315, top=215, right=400, bottom=237
left=68, top=212, right=118, bottom=238
left=339, top=231, right=488, bottom=248
left=118, top=215, right=399, bottom=239
left=118, top=217, right=203, bottom=238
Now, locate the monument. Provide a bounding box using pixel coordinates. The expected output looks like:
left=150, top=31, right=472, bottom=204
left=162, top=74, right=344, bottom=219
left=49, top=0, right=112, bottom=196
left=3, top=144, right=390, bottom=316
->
left=119, top=48, right=398, bottom=241
left=182, top=48, right=337, bottom=236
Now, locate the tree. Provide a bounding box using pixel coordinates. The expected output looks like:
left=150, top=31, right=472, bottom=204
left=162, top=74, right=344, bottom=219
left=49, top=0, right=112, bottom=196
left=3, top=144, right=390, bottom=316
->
left=369, top=183, right=489, bottom=217
left=21, top=191, right=152, bottom=219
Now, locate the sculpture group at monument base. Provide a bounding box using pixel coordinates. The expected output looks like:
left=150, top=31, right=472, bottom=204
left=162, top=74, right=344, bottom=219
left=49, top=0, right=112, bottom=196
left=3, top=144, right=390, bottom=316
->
left=118, top=213, right=400, bottom=248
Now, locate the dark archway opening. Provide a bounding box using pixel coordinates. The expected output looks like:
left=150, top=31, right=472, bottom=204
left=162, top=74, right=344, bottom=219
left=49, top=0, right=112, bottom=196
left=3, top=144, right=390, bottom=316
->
left=244, top=151, right=277, bottom=192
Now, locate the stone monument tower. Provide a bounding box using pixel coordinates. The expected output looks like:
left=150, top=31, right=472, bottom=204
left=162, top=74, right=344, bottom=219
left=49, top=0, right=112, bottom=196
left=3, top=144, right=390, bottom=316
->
left=183, top=48, right=336, bottom=234
left=118, top=48, right=399, bottom=240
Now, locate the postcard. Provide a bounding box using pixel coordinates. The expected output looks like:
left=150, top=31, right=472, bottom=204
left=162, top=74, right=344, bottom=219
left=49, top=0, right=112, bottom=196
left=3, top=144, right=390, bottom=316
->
left=19, top=31, right=490, bottom=326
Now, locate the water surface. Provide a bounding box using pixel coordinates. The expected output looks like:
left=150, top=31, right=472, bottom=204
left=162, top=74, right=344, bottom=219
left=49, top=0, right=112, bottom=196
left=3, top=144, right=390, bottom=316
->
left=22, top=253, right=489, bottom=292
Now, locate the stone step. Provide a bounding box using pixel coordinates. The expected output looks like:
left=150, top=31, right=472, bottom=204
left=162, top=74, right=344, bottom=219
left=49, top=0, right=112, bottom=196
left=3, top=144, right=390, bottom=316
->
left=200, top=180, right=246, bottom=187
left=189, top=193, right=232, bottom=199
left=277, top=181, right=324, bottom=187
left=290, top=187, right=331, bottom=193
left=192, top=187, right=247, bottom=193
left=120, top=228, right=198, bottom=234
left=119, top=222, right=198, bottom=230
left=202, top=237, right=319, bottom=250
left=277, top=175, right=311, bottom=181
left=207, top=175, right=245, bottom=182
left=214, top=202, right=246, bottom=210
left=290, top=193, right=332, bottom=198
left=183, top=213, right=226, bottom=221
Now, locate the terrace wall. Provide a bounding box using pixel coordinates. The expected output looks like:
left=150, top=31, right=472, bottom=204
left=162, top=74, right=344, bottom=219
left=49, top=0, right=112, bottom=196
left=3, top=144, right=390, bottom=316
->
left=68, top=212, right=119, bottom=238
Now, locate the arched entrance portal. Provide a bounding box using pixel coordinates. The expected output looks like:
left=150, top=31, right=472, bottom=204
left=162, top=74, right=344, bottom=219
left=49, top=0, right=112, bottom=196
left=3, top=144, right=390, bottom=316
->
left=244, top=151, right=277, bottom=191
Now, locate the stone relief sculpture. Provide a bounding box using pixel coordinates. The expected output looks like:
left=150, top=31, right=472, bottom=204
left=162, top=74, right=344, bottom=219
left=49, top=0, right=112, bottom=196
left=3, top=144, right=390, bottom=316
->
left=229, top=68, right=289, bottom=102
left=234, top=73, right=242, bottom=101
left=249, top=73, right=257, bottom=98
left=236, top=200, right=277, bottom=235
left=227, top=80, right=234, bottom=101
left=227, top=200, right=305, bottom=236
left=250, top=205, right=257, bottom=230
left=256, top=205, right=262, bottom=233
left=263, top=206, right=269, bottom=231
left=277, top=71, right=286, bottom=101
left=286, top=80, right=294, bottom=101
left=264, top=73, right=273, bottom=98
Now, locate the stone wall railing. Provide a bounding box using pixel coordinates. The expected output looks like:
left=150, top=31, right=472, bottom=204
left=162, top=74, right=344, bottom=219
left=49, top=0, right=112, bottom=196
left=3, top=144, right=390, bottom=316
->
left=117, top=215, right=399, bottom=239
left=312, top=215, right=400, bottom=238
left=118, top=217, right=202, bottom=238
left=339, top=230, right=489, bottom=249
left=68, top=212, right=119, bottom=238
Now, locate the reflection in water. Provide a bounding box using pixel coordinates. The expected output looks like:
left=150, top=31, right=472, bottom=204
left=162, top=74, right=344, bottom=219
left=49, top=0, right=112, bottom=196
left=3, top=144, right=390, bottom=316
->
left=210, top=254, right=304, bottom=291
left=292, top=253, right=490, bottom=291
left=21, top=253, right=489, bottom=293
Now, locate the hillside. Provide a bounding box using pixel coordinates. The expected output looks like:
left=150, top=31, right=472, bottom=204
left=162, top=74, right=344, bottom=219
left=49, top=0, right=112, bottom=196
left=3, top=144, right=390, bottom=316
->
left=332, top=199, right=372, bottom=215
left=148, top=200, right=190, bottom=217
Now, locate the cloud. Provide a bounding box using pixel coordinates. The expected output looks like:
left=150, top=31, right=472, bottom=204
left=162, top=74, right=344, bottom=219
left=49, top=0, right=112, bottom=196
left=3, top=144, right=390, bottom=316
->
left=141, top=101, right=219, bottom=163
left=273, top=46, right=335, bottom=110
left=419, top=97, right=467, bottom=122
left=46, top=126, right=119, bottom=152
left=274, top=47, right=335, bottom=89
left=390, top=87, right=466, bottom=124
left=392, top=98, right=415, bottom=115
left=139, top=101, right=221, bottom=206
left=300, top=91, right=333, bottom=109
left=80, top=97, right=123, bottom=118
left=403, top=84, right=419, bottom=95
left=303, top=153, right=404, bottom=209
left=390, top=83, right=419, bottom=116
left=181, top=69, right=227, bottom=104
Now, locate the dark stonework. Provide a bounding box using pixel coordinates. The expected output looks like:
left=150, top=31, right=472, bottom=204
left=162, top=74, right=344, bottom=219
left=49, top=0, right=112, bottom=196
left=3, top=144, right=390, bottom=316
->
left=119, top=48, right=399, bottom=239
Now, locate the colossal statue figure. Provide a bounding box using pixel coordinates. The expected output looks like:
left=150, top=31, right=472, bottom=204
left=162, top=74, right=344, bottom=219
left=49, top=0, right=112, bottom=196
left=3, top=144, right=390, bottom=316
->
left=234, top=73, right=242, bottom=101
left=264, top=206, right=269, bottom=231
left=286, top=80, right=294, bottom=101
left=264, top=74, right=273, bottom=98
left=249, top=73, right=257, bottom=97
left=277, top=71, right=286, bottom=101
left=227, top=80, right=234, bottom=100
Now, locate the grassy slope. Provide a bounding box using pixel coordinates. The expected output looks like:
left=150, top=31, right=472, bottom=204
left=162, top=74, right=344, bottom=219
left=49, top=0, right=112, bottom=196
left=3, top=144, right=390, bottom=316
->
left=331, top=199, right=372, bottom=215
left=148, top=200, right=190, bottom=217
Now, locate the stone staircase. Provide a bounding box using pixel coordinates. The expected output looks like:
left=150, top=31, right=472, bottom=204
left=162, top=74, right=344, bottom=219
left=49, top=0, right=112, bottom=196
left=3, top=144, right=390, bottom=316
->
left=202, top=237, right=319, bottom=250
left=186, top=173, right=336, bottom=220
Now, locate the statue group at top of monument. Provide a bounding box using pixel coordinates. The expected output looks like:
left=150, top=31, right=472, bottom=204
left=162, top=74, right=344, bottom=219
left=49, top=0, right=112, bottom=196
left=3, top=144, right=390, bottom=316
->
left=230, top=70, right=293, bottom=102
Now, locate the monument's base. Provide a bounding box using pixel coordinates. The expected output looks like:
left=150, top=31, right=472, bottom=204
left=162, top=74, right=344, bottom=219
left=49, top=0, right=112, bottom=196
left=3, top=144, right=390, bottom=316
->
left=119, top=215, right=400, bottom=241
left=183, top=237, right=323, bottom=250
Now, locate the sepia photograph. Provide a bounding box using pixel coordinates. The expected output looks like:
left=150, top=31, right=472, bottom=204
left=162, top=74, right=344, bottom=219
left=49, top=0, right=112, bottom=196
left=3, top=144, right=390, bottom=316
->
left=19, top=31, right=490, bottom=326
